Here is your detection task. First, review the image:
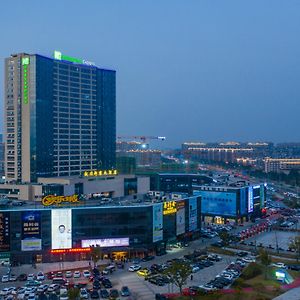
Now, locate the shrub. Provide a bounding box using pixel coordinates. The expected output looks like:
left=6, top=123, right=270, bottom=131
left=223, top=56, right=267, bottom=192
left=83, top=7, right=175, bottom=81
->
left=241, top=263, right=262, bottom=280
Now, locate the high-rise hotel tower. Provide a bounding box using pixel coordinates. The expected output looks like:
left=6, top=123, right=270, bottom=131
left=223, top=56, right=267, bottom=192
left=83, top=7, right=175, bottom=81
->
left=4, top=51, right=116, bottom=182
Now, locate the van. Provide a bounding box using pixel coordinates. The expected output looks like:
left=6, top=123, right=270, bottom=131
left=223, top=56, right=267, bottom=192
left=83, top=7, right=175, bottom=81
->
left=102, top=265, right=116, bottom=275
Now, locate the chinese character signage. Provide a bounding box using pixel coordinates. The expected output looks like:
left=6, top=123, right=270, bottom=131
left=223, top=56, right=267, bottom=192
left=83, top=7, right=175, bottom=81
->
left=42, top=195, right=79, bottom=206
left=81, top=238, right=129, bottom=248
left=21, top=211, right=42, bottom=251
left=83, top=169, right=118, bottom=177
left=163, top=201, right=177, bottom=215
left=0, top=212, right=10, bottom=252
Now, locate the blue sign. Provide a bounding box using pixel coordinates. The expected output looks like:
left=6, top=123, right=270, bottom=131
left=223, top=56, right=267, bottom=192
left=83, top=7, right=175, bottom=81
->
left=248, top=187, right=254, bottom=213
left=153, top=204, right=163, bottom=242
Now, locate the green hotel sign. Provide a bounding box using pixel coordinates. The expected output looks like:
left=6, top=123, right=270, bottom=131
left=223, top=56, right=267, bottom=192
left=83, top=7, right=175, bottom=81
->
left=22, top=57, right=29, bottom=104
left=54, top=50, right=95, bottom=66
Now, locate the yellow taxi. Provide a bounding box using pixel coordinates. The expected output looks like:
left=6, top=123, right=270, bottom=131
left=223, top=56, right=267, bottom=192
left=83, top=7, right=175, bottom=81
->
left=137, top=269, right=151, bottom=277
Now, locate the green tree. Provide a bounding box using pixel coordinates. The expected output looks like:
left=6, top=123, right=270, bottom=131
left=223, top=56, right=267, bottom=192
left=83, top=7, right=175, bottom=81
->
left=90, top=246, right=102, bottom=268
left=289, top=236, right=300, bottom=261
left=68, top=287, right=80, bottom=300
left=218, top=231, right=231, bottom=246
left=259, top=249, right=271, bottom=279
left=163, top=261, right=192, bottom=295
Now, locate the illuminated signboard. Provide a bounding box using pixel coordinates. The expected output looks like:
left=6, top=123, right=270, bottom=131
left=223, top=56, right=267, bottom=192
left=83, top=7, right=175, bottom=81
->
left=81, top=238, right=129, bottom=248
left=54, top=50, right=95, bottom=66
left=22, top=57, right=29, bottom=104
left=248, top=186, right=254, bottom=213
left=21, top=211, right=41, bottom=251
left=0, top=213, right=10, bottom=252
left=51, top=247, right=91, bottom=254
left=51, top=209, right=72, bottom=249
left=176, top=201, right=186, bottom=236
left=163, top=201, right=177, bottom=215
left=42, top=195, right=79, bottom=206
left=83, top=169, right=118, bottom=177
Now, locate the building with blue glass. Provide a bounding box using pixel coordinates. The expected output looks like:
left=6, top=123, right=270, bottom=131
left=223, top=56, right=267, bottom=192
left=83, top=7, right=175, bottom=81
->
left=4, top=51, right=116, bottom=183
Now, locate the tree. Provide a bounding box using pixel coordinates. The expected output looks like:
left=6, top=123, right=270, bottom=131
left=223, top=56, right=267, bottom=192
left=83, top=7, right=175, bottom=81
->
left=259, top=249, right=271, bottom=279
left=90, top=246, right=102, bottom=267
left=68, top=287, right=80, bottom=300
left=289, top=236, right=300, bottom=261
left=218, top=231, right=231, bottom=246
left=163, top=261, right=192, bottom=295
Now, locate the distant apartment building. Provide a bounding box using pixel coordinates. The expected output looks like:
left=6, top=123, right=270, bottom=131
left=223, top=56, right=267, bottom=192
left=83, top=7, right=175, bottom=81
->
left=4, top=51, right=116, bottom=182
left=264, top=158, right=300, bottom=173
left=116, top=141, right=149, bottom=152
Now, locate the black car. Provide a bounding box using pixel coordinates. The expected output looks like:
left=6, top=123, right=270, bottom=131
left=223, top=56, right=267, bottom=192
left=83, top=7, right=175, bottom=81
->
left=121, top=286, right=130, bottom=297
left=17, top=273, right=27, bottom=281
left=149, top=277, right=165, bottom=286
left=109, top=289, right=119, bottom=298
left=90, top=290, right=100, bottom=299
left=100, top=289, right=109, bottom=298
left=92, top=268, right=100, bottom=276
left=102, top=279, right=112, bottom=288
left=288, top=265, right=300, bottom=271
left=93, top=280, right=101, bottom=290
left=142, top=255, right=155, bottom=262
left=237, top=251, right=248, bottom=257
left=155, top=294, right=167, bottom=300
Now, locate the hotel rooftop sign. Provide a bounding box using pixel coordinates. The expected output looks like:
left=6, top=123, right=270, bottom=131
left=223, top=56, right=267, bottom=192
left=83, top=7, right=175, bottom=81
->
left=54, top=50, right=95, bottom=66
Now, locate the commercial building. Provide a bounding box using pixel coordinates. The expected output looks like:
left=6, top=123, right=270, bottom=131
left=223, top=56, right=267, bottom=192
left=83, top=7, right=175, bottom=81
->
left=264, top=158, right=300, bottom=173
left=0, top=174, right=150, bottom=201
left=4, top=51, right=116, bottom=183
left=194, top=184, right=266, bottom=224
left=0, top=195, right=201, bottom=264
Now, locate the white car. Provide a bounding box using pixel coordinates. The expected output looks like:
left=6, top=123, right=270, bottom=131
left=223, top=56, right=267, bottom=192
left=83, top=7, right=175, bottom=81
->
left=37, top=272, right=45, bottom=281
left=199, top=284, right=217, bottom=291
left=271, top=262, right=287, bottom=269
left=48, top=284, right=60, bottom=292
left=73, top=271, right=81, bottom=278
left=37, top=284, right=49, bottom=293
left=27, top=274, right=35, bottom=281
left=82, top=270, right=91, bottom=278
left=60, top=292, right=68, bottom=300
left=65, top=271, right=73, bottom=278
left=128, top=265, right=141, bottom=272
left=80, top=288, right=89, bottom=299
left=1, top=275, right=9, bottom=283
left=243, top=257, right=256, bottom=263
left=192, top=266, right=200, bottom=273
left=27, top=293, right=36, bottom=300
left=0, top=287, right=14, bottom=296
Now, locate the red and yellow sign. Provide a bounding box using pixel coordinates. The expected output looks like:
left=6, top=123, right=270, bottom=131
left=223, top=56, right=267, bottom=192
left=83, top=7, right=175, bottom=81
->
left=42, top=195, right=79, bottom=206
left=163, top=201, right=177, bottom=215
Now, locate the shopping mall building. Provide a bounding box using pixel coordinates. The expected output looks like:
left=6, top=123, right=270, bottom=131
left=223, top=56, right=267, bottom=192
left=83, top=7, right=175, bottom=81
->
left=0, top=195, right=201, bottom=264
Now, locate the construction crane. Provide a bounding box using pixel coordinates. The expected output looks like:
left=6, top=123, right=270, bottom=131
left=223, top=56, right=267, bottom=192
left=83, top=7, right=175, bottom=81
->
left=117, top=135, right=166, bottom=143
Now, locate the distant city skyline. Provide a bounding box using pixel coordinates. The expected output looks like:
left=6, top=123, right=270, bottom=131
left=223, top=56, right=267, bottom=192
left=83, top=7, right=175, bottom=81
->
left=1, top=0, right=300, bottom=147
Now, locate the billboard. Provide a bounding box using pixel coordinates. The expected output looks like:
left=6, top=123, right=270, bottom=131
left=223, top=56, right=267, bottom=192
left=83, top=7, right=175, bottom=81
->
left=21, top=211, right=42, bottom=251
left=153, top=203, right=163, bottom=242
left=240, top=188, right=247, bottom=215
left=81, top=238, right=129, bottom=248
left=200, top=191, right=237, bottom=216
left=0, top=212, right=10, bottom=252
left=260, top=184, right=265, bottom=208
left=248, top=186, right=254, bottom=213
left=189, top=197, right=198, bottom=232
left=51, top=209, right=72, bottom=249
left=176, top=201, right=185, bottom=236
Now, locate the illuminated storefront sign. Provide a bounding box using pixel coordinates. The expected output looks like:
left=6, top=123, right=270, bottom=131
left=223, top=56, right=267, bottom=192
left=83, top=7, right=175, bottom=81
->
left=83, top=169, right=118, bottom=177
left=51, top=247, right=91, bottom=254
left=248, top=186, right=254, bottom=213
left=163, top=201, right=177, bottom=215
left=0, top=213, right=10, bottom=252
left=21, top=211, right=41, bottom=251
left=22, top=57, right=29, bottom=104
left=42, top=195, right=79, bottom=206
left=54, top=50, right=95, bottom=66
left=81, top=238, right=129, bottom=248
left=51, top=209, right=72, bottom=250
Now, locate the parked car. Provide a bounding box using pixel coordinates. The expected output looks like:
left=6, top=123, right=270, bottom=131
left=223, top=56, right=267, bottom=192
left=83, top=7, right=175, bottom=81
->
left=90, top=289, right=100, bottom=299
left=83, top=270, right=91, bottom=278
left=142, top=255, right=155, bottom=262
left=37, top=272, right=45, bottom=281
left=137, top=269, right=151, bottom=277
left=27, top=274, right=35, bottom=281
left=100, top=289, right=109, bottom=298
left=128, top=265, right=141, bottom=272
left=17, top=274, right=27, bottom=281
left=109, top=289, right=119, bottom=299
left=102, top=279, right=112, bottom=289
left=73, top=271, right=81, bottom=278
left=80, top=288, right=89, bottom=299
left=271, top=262, right=287, bottom=269
left=121, top=286, right=130, bottom=297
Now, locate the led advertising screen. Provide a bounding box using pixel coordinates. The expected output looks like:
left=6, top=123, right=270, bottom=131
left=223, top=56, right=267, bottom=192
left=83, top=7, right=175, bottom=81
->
left=51, top=209, right=72, bottom=249
left=0, top=212, right=10, bottom=252
left=176, top=201, right=185, bottom=236
left=81, top=238, right=129, bottom=248
left=248, top=186, right=254, bottom=213
left=260, top=184, right=265, bottom=208
left=189, top=197, right=198, bottom=232
left=153, top=203, right=163, bottom=242
left=21, top=211, right=42, bottom=251
left=200, top=191, right=237, bottom=216
left=240, top=188, right=247, bottom=215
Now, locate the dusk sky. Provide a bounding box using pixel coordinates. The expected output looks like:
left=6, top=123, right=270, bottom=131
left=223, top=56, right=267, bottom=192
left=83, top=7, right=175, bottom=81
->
left=1, top=0, right=300, bottom=148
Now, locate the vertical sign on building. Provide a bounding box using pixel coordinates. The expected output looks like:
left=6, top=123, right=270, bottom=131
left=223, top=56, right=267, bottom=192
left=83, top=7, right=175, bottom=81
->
left=176, top=201, right=185, bottom=236
left=189, top=197, right=198, bottom=232
left=21, top=212, right=42, bottom=251
left=153, top=203, right=163, bottom=242
left=22, top=57, right=30, bottom=104
left=0, top=212, right=10, bottom=252
left=51, top=209, right=72, bottom=249
left=260, top=184, right=265, bottom=209
left=248, top=186, right=254, bottom=213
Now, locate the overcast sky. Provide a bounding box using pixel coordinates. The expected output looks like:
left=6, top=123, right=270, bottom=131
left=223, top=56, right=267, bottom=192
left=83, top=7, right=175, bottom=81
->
left=1, top=0, right=300, bottom=148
